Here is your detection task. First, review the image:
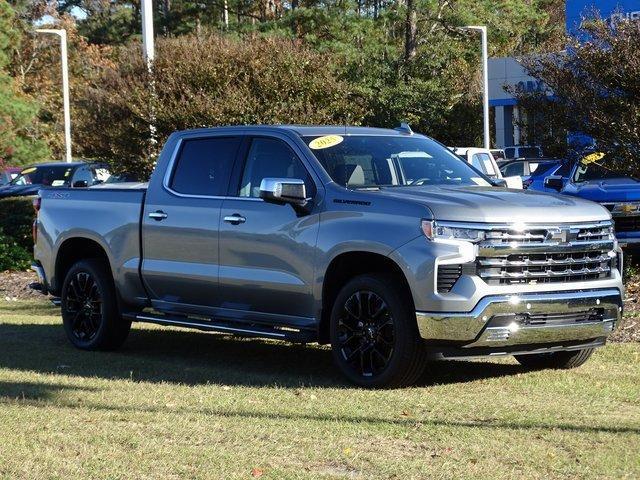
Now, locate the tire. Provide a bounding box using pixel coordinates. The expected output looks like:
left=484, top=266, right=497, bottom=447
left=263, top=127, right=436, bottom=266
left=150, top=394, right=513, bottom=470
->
left=515, top=348, right=595, bottom=370
left=61, top=258, right=131, bottom=351
left=329, top=273, right=427, bottom=388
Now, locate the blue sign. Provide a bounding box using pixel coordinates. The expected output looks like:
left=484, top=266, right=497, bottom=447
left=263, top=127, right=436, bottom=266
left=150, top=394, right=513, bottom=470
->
left=566, top=0, right=640, bottom=36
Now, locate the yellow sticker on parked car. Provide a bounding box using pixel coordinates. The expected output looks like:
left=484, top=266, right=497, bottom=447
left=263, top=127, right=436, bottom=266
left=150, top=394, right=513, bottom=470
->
left=582, top=152, right=606, bottom=164
left=309, top=135, right=344, bottom=150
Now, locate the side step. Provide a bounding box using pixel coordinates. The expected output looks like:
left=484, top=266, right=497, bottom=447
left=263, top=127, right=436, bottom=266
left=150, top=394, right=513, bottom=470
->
left=125, top=311, right=316, bottom=343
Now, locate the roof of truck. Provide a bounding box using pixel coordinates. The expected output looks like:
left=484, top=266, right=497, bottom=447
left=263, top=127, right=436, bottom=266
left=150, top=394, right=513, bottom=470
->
left=176, top=125, right=419, bottom=137
left=273, top=125, right=416, bottom=136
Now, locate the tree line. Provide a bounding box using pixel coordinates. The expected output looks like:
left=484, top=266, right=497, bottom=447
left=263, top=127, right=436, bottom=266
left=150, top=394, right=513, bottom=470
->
left=0, top=0, right=577, bottom=175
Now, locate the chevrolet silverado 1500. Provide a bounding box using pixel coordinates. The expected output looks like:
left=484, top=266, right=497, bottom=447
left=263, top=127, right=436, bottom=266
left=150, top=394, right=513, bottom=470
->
left=32, top=125, right=624, bottom=387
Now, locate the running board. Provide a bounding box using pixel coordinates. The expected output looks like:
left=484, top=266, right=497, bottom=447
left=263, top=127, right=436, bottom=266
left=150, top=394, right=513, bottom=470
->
left=125, top=312, right=315, bottom=343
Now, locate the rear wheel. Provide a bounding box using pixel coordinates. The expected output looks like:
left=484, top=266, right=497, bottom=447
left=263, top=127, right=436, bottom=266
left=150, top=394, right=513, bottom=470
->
left=330, top=273, right=427, bottom=388
left=515, top=348, right=595, bottom=369
left=61, top=259, right=131, bottom=350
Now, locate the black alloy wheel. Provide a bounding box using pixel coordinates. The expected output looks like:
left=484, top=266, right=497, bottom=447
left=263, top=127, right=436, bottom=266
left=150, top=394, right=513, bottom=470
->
left=64, top=271, right=103, bottom=343
left=336, top=290, right=395, bottom=378
left=330, top=273, right=428, bottom=388
left=61, top=259, right=131, bottom=351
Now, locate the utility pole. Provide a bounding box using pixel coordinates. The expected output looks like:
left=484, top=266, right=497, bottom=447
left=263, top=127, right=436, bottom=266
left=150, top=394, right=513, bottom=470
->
left=140, top=0, right=157, bottom=151
left=36, top=29, right=72, bottom=162
left=463, top=25, right=490, bottom=150
left=141, top=0, right=155, bottom=65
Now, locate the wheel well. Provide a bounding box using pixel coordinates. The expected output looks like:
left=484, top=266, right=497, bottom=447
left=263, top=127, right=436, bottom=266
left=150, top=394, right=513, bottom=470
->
left=319, top=252, right=413, bottom=344
left=54, top=238, right=111, bottom=294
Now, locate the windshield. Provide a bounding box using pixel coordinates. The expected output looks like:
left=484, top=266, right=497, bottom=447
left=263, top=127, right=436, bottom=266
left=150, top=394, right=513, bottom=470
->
left=573, top=153, right=639, bottom=183
left=10, top=165, right=74, bottom=187
left=304, top=135, right=490, bottom=188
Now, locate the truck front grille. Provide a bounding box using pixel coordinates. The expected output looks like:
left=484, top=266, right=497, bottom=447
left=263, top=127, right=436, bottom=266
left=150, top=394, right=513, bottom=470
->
left=476, top=222, right=615, bottom=286
left=490, top=308, right=605, bottom=327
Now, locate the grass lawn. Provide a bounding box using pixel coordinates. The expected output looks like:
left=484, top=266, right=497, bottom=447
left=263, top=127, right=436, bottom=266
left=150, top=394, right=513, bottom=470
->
left=0, top=300, right=638, bottom=479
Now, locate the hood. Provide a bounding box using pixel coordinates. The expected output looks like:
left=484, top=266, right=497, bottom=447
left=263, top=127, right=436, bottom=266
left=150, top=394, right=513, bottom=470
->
left=375, top=185, right=611, bottom=224
left=0, top=184, right=41, bottom=198
left=571, top=178, right=640, bottom=203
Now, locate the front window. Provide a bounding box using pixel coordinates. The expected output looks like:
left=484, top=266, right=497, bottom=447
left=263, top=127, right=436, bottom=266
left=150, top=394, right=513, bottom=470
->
left=573, top=153, right=639, bottom=183
left=304, top=135, right=490, bottom=188
left=10, top=165, right=74, bottom=187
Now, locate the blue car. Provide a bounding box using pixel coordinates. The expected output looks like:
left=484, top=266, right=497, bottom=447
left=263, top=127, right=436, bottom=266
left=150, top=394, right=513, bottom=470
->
left=544, top=153, right=640, bottom=248
left=499, top=159, right=570, bottom=192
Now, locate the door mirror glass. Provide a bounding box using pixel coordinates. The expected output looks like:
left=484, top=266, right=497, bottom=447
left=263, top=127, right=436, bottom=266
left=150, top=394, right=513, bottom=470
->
left=544, top=175, right=564, bottom=191
left=490, top=178, right=508, bottom=188
left=259, top=178, right=307, bottom=206
left=73, top=180, right=89, bottom=188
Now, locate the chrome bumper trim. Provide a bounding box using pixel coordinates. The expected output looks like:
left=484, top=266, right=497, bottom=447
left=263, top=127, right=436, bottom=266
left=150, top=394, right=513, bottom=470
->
left=416, top=288, right=622, bottom=346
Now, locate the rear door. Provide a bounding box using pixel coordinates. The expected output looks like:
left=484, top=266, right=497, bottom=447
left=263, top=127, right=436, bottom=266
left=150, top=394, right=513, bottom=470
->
left=217, top=135, right=321, bottom=327
left=141, top=134, right=242, bottom=310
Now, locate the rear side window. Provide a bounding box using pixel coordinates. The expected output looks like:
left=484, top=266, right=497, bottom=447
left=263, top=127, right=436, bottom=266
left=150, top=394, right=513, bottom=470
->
left=503, top=162, right=524, bottom=177
left=170, top=137, right=241, bottom=196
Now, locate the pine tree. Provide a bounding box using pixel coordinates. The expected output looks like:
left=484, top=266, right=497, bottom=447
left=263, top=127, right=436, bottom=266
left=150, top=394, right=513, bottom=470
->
left=0, top=0, right=49, bottom=167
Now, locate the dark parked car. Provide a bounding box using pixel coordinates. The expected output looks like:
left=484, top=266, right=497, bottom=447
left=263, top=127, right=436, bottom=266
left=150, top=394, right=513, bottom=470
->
left=0, top=167, right=21, bottom=186
left=500, top=158, right=562, bottom=180
left=521, top=161, right=573, bottom=191
left=0, top=162, right=110, bottom=199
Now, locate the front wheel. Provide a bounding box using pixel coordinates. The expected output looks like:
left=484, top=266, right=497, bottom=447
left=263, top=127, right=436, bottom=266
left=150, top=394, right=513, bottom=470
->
left=515, top=348, right=595, bottom=369
left=61, top=258, right=131, bottom=351
left=330, top=273, right=427, bottom=388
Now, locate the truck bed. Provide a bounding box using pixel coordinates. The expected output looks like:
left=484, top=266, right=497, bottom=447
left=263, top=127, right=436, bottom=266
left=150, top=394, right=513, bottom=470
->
left=35, top=186, right=148, bottom=305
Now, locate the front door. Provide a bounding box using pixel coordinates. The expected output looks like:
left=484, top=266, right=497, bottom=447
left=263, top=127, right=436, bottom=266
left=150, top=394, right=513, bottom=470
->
left=218, top=135, right=321, bottom=327
left=141, top=134, right=242, bottom=310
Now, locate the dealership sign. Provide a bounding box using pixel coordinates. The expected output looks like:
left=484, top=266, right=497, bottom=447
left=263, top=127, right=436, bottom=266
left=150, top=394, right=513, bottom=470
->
left=566, top=0, right=640, bottom=35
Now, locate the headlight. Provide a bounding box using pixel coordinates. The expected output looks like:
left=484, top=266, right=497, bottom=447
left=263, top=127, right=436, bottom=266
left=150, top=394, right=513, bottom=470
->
left=421, top=220, right=486, bottom=243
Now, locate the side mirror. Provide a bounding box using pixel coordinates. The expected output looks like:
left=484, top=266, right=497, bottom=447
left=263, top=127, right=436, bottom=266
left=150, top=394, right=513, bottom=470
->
left=259, top=178, right=308, bottom=206
left=490, top=178, right=508, bottom=188
left=544, top=175, right=564, bottom=191
left=73, top=180, right=89, bottom=188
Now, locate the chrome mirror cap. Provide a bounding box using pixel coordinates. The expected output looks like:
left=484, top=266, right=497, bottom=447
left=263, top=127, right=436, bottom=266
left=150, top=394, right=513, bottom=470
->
left=259, top=178, right=307, bottom=206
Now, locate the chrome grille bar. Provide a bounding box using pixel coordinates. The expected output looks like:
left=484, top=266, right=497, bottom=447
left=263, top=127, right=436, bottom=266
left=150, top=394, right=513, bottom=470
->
left=474, top=221, right=615, bottom=286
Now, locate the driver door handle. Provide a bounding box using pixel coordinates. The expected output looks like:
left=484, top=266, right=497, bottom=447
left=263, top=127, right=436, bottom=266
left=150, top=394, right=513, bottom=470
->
left=148, top=211, right=168, bottom=221
left=224, top=214, right=246, bottom=225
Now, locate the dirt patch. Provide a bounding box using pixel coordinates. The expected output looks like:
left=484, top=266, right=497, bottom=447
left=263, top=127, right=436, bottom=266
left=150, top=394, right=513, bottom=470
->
left=0, top=270, right=42, bottom=301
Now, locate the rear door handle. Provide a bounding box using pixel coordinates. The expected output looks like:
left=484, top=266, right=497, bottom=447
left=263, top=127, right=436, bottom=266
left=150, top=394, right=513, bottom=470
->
left=224, top=214, right=246, bottom=225
left=148, top=211, right=168, bottom=221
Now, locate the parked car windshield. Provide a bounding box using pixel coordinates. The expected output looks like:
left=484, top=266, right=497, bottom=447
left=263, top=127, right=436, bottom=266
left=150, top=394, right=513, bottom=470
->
left=10, top=165, right=74, bottom=187
left=304, top=135, right=491, bottom=188
left=573, top=154, right=640, bottom=183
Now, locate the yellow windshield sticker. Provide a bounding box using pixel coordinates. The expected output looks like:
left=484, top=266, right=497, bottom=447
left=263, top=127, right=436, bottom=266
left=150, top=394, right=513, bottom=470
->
left=20, top=167, right=36, bottom=174
left=582, top=152, right=605, bottom=164
left=309, top=135, right=344, bottom=150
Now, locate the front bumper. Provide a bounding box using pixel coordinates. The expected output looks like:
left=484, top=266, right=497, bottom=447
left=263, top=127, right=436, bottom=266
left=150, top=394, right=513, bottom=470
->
left=416, top=288, right=622, bottom=349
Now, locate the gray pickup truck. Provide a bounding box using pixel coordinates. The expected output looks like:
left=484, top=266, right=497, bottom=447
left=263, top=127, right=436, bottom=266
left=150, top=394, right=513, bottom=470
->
left=32, top=125, right=624, bottom=387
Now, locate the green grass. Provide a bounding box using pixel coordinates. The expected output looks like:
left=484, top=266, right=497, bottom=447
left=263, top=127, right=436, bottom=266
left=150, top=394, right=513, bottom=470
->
left=0, top=301, right=639, bottom=479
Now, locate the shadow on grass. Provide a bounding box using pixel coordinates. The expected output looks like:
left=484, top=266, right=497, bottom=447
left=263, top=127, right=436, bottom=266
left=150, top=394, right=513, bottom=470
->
left=0, top=322, right=530, bottom=389
left=0, top=301, right=60, bottom=317
left=0, top=381, right=98, bottom=402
